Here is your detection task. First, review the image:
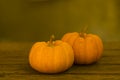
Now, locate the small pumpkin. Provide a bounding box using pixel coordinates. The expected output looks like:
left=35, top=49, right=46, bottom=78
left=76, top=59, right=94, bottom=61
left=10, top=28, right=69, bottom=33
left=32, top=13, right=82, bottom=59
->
left=29, top=35, right=74, bottom=73
left=62, top=32, right=103, bottom=64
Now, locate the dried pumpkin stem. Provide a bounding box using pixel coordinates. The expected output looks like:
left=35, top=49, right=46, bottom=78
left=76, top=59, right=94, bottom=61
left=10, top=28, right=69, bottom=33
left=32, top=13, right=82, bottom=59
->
left=80, top=25, right=88, bottom=38
left=49, top=35, right=55, bottom=46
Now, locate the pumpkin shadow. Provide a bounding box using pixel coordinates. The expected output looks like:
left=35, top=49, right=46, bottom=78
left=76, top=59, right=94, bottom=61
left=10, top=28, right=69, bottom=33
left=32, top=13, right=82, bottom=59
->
left=24, top=61, right=99, bottom=75
left=25, top=63, right=69, bottom=75
left=74, top=61, right=99, bottom=66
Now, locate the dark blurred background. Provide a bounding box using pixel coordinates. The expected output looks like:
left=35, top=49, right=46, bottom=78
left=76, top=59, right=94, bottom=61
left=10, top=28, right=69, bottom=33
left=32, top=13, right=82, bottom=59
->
left=0, top=0, right=120, bottom=42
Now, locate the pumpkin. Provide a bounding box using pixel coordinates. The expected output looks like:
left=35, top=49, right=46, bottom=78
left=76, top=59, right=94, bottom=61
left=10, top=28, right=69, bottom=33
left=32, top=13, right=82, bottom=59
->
left=29, top=35, right=74, bottom=73
left=62, top=32, right=103, bottom=64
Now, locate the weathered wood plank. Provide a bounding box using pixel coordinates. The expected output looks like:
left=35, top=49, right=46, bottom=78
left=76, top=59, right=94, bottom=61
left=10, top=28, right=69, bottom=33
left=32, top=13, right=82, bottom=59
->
left=0, top=74, right=120, bottom=80
left=0, top=65, right=120, bottom=80
left=0, top=64, right=120, bottom=75
left=0, top=42, right=120, bottom=80
left=99, top=57, right=120, bottom=64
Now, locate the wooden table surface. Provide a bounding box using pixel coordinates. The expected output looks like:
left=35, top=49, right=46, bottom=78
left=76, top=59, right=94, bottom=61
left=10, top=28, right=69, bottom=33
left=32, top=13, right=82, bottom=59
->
left=0, top=42, right=120, bottom=80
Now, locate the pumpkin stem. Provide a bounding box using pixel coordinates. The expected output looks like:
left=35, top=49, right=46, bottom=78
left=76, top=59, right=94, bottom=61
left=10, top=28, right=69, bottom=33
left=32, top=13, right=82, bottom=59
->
left=80, top=25, right=88, bottom=38
left=49, top=35, right=55, bottom=47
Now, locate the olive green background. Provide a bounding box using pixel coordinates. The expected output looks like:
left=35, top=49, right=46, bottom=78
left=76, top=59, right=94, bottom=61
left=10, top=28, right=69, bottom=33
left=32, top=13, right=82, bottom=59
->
left=0, top=0, right=120, bottom=42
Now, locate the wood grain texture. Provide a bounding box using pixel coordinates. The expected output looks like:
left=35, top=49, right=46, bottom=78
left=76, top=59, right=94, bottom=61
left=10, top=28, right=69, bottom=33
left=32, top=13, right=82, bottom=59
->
left=0, top=42, right=120, bottom=80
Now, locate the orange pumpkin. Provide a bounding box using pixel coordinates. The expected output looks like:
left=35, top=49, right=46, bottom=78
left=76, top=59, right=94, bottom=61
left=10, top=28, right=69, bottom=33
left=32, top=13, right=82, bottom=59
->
left=62, top=32, right=103, bottom=64
left=29, top=35, right=74, bottom=73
